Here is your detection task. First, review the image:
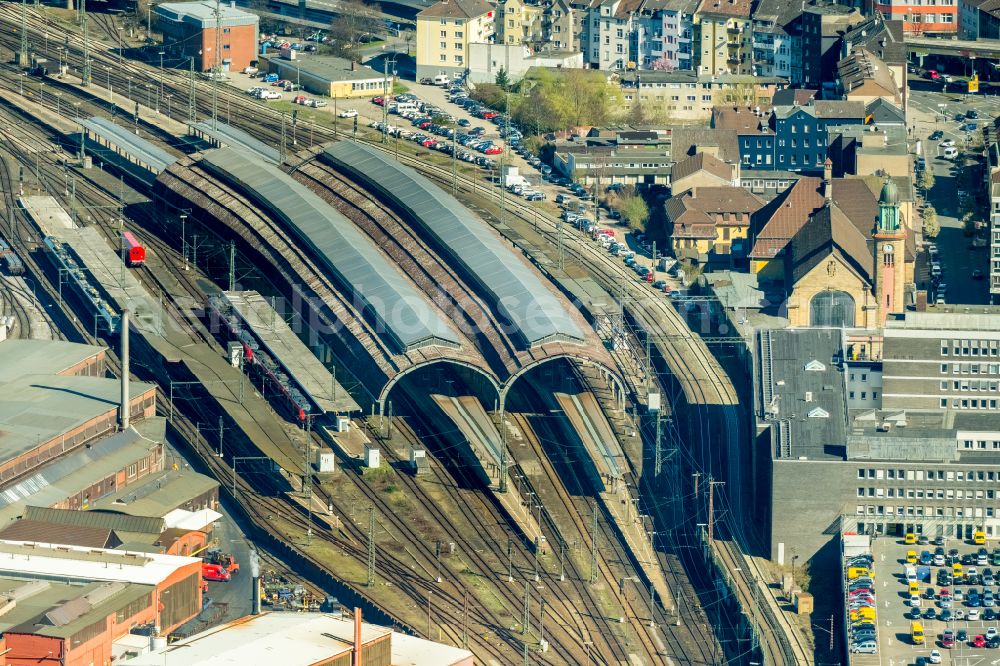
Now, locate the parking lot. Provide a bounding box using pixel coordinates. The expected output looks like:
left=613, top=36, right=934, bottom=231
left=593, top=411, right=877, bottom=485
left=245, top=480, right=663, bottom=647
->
left=854, top=535, right=1000, bottom=666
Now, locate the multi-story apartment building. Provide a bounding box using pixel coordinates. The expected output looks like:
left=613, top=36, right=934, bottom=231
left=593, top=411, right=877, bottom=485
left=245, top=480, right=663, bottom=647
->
left=866, top=0, right=958, bottom=34
left=693, top=0, right=752, bottom=75
left=748, top=0, right=801, bottom=78
left=544, top=0, right=591, bottom=51
left=415, top=0, right=495, bottom=80
left=635, top=0, right=697, bottom=70
left=718, top=100, right=865, bottom=172
left=620, top=70, right=785, bottom=122
left=800, top=2, right=862, bottom=91
left=986, top=125, right=1000, bottom=302
left=496, top=0, right=543, bottom=44
left=579, top=0, right=643, bottom=70
left=755, top=325, right=1000, bottom=572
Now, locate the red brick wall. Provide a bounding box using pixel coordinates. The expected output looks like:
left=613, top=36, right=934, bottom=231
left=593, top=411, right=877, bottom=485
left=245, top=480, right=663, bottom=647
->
left=197, top=25, right=257, bottom=72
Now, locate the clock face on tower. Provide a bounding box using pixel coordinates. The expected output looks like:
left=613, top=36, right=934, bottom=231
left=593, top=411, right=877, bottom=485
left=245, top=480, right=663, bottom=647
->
left=883, top=244, right=894, bottom=253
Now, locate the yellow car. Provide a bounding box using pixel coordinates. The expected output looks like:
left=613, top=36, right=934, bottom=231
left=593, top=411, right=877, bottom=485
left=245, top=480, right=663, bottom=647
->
left=905, top=532, right=917, bottom=545
left=975, top=530, right=987, bottom=545
left=906, top=550, right=918, bottom=565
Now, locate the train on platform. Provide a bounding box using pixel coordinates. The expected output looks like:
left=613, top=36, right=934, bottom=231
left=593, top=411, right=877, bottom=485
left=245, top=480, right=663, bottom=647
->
left=0, top=239, right=24, bottom=276
left=206, top=294, right=312, bottom=422
left=122, top=231, right=146, bottom=267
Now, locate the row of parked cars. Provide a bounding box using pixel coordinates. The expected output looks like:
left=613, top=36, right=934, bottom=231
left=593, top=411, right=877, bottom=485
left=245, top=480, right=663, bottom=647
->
left=846, top=551, right=879, bottom=654
left=367, top=121, right=497, bottom=170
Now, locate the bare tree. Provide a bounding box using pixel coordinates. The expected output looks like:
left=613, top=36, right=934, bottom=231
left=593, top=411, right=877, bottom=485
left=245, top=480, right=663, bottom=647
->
left=328, top=0, right=382, bottom=60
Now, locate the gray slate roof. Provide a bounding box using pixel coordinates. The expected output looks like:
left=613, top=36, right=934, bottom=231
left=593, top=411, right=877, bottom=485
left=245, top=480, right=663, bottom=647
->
left=192, top=121, right=280, bottom=165
left=201, top=148, right=460, bottom=352
left=79, top=117, right=178, bottom=174
left=324, top=142, right=585, bottom=348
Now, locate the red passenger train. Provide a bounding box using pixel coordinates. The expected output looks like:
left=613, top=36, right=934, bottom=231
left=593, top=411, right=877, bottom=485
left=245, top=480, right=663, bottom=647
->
left=122, top=231, right=146, bottom=267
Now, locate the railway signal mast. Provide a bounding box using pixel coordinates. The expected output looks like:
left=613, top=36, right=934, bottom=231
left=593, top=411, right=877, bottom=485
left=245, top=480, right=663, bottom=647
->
left=19, top=0, right=28, bottom=66
left=211, top=0, right=221, bottom=129
left=81, top=0, right=91, bottom=86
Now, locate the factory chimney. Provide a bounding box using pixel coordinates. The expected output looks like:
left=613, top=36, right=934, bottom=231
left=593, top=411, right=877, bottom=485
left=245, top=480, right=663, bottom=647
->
left=250, top=550, right=262, bottom=614
left=120, top=310, right=130, bottom=430
left=353, top=607, right=363, bottom=666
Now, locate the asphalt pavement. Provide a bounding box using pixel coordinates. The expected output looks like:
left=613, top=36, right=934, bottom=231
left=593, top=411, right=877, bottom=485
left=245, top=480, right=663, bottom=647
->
left=908, top=81, right=991, bottom=305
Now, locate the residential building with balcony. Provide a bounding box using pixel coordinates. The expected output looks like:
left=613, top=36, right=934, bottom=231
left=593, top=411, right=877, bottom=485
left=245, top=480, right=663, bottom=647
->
left=635, top=0, right=697, bottom=69
left=580, top=0, right=643, bottom=69
left=693, top=0, right=752, bottom=75
left=415, top=0, right=495, bottom=80
left=497, top=0, right=543, bottom=44
left=983, top=120, right=1000, bottom=301
left=542, top=0, right=578, bottom=50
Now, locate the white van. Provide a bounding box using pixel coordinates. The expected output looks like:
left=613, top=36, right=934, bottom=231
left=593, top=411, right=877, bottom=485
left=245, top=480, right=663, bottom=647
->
left=943, top=146, right=959, bottom=159
left=432, top=74, right=451, bottom=86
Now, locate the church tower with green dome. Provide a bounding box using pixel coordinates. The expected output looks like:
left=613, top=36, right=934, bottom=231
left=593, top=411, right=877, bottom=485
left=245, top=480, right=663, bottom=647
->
left=873, top=175, right=906, bottom=327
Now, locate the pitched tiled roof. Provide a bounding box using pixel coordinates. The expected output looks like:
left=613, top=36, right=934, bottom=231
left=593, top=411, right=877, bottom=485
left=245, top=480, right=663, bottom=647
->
left=671, top=152, right=733, bottom=184
left=672, top=127, right=739, bottom=163
left=770, top=88, right=817, bottom=106
left=837, top=48, right=900, bottom=102
left=711, top=107, right=773, bottom=133
left=696, top=0, right=750, bottom=17
left=666, top=186, right=765, bottom=236
left=0, top=520, right=122, bottom=549
left=790, top=203, right=873, bottom=285
left=813, top=100, right=867, bottom=120
left=842, top=15, right=906, bottom=66
left=418, top=0, right=493, bottom=19
left=749, top=176, right=825, bottom=259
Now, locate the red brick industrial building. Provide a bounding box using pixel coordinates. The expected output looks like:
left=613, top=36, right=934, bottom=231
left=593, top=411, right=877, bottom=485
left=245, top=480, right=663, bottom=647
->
left=155, top=1, right=260, bottom=72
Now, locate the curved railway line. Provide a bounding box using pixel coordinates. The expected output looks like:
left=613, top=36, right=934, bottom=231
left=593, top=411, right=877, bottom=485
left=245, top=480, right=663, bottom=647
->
left=0, top=5, right=816, bottom=663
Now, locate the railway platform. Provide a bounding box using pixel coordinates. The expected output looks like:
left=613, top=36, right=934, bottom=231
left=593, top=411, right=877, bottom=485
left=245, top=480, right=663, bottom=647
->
left=219, top=290, right=359, bottom=416
left=557, top=390, right=675, bottom=612
left=432, top=394, right=545, bottom=546
left=0, top=87, right=80, bottom=135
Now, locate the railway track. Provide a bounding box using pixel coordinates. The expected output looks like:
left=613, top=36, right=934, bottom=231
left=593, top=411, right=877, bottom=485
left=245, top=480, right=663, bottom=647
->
left=0, top=6, right=814, bottom=661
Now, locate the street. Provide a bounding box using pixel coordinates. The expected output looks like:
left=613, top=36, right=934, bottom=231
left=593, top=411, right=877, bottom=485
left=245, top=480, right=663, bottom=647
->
left=908, top=83, right=991, bottom=305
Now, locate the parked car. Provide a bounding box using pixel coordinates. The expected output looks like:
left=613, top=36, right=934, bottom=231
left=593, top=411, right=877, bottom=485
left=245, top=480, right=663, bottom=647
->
left=338, top=109, right=358, bottom=118
left=930, top=130, right=944, bottom=140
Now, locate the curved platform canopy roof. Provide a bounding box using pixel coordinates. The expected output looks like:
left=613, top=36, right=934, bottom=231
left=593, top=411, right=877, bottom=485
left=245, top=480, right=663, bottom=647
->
left=323, top=142, right=585, bottom=348
left=200, top=148, right=460, bottom=352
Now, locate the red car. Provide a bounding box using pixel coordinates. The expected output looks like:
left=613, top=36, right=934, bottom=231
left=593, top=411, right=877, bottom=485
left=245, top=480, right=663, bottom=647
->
left=202, top=563, right=231, bottom=582
left=927, top=69, right=940, bottom=80
left=644, top=272, right=654, bottom=282
left=420, top=138, right=437, bottom=147
left=973, top=634, right=986, bottom=648
left=372, top=96, right=385, bottom=105
left=482, top=111, right=498, bottom=119
left=484, top=146, right=503, bottom=155
left=942, top=629, right=955, bottom=648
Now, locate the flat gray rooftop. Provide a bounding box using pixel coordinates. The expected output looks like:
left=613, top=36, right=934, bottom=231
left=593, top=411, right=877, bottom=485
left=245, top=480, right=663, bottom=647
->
left=219, top=291, right=360, bottom=414
left=758, top=328, right=848, bottom=461
left=190, top=121, right=280, bottom=164
left=79, top=116, right=178, bottom=175
left=324, top=142, right=585, bottom=348
left=0, top=339, right=104, bottom=382
left=200, top=148, right=460, bottom=352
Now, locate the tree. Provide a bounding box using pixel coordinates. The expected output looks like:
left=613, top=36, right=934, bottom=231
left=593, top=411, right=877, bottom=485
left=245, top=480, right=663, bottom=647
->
left=619, top=194, right=649, bottom=232
left=629, top=101, right=646, bottom=126
left=327, top=0, right=382, bottom=61
left=923, top=205, right=939, bottom=239
left=649, top=57, right=674, bottom=71
left=495, top=67, right=511, bottom=90
left=918, top=168, right=935, bottom=192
